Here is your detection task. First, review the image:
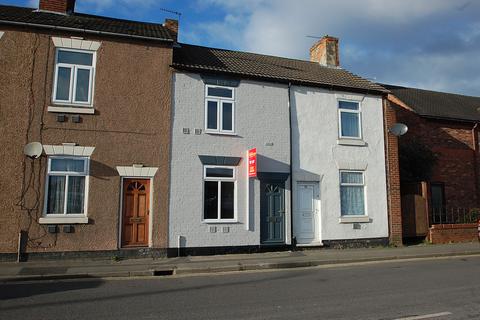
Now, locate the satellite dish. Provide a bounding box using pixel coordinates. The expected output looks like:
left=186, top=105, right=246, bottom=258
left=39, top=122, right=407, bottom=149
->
left=389, top=123, right=408, bottom=137
left=24, top=142, right=43, bottom=159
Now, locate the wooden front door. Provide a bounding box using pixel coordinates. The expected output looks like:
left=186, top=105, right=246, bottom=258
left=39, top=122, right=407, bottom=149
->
left=121, top=179, right=150, bottom=247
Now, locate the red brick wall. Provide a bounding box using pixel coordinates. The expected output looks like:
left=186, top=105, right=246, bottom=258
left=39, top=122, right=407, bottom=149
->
left=428, top=223, right=478, bottom=244
left=394, top=105, right=479, bottom=209
left=384, top=99, right=403, bottom=245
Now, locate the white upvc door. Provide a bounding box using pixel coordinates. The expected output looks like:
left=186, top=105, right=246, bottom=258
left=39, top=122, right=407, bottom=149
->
left=294, top=182, right=320, bottom=245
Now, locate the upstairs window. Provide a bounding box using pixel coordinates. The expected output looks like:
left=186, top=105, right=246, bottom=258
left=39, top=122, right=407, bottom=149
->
left=45, top=157, right=89, bottom=216
left=340, top=171, right=366, bottom=216
left=203, top=166, right=236, bottom=222
left=205, top=85, right=235, bottom=134
left=338, top=100, right=362, bottom=139
left=53, top=48, right=95, bottom=106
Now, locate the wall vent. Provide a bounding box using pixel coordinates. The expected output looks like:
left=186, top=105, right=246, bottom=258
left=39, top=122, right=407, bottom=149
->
left=71, top=115, right=81, bottom=123
left=63, top=225, right=74, bottom=233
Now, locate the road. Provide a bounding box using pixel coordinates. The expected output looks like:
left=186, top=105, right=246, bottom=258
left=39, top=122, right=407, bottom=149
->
left=1, top=256, right=480, bottom=320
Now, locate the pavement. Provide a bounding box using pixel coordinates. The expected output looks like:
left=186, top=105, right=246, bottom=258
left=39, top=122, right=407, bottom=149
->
left=1, top=242, right=479, bottom=282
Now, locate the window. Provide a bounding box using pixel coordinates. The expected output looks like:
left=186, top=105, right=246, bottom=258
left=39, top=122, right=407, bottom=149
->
left=340, top=171, right=366, bottom=216
left=53, top=48, right=95, bottom=106
left=338, top=100, right=361, bottom=139
left=430, top=183, right=445, bottom=210
left=203, top=166, right=236, bottom=222
left=45, top=157, right=89, bottom=216
left=205, top=85, right=235, bottom=134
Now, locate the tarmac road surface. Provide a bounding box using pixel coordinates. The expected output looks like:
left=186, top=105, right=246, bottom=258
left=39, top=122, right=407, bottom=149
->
left=1, top=255, right=480, bottom=320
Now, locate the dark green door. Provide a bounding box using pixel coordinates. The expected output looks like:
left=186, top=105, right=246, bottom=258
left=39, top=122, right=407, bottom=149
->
left=261, top=182, right=285, bottom=244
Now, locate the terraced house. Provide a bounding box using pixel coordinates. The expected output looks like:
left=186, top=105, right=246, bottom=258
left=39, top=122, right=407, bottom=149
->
left=169, top=37, right=400, bottom=255
left=386, top=85, right=480, bottom=244
left=0, top=0, right=177, bottom=260
left=0, top=0, right=403, bottom=261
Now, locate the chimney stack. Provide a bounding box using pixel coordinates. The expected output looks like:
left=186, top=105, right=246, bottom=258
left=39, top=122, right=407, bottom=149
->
left=164, top=19, right=179, bottom=42
left=309, top=35, right=339, bottom=67
left=39, top=0, right=76, bottom=15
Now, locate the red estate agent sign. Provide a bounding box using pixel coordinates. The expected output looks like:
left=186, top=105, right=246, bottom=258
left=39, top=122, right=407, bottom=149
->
left=248, top=148, right=257, bottom=178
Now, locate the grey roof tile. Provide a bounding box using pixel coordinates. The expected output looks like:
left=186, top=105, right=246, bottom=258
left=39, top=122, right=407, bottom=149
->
left=384, top=84, right=480, bottom=122
left=173, top=43, right=388, bottom=94
left=0, top=4, right=173, bottom=41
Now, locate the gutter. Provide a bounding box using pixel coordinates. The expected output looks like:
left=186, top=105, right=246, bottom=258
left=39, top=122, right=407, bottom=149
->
left=0, top=19, right=174, bottom=42
left=420, top=114, right=480, bottom=124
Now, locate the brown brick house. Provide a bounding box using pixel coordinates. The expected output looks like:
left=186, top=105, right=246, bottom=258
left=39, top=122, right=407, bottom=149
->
left=385, top=84, right=480, bottom=243
left=0, top=0, right=176, bottom=260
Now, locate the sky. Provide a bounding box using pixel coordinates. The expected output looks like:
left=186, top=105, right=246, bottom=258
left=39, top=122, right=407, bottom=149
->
left=3, top=0, right=480, bottom=96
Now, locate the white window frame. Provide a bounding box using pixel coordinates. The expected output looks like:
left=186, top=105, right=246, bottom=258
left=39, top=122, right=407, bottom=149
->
left=338, top=100, right=362, bottom=140
left=203, top=165, right=237, bottom=223
left=339, top=170, right=367, bottom=217
left=204, top=84, right=235, bottom=134
left=43, top=156, right=90, bottom=218
left=52, top=48, right=96, bottom=107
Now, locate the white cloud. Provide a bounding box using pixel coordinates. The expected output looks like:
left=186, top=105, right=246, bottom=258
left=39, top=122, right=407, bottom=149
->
left=192, top=0, right=480, bottom=95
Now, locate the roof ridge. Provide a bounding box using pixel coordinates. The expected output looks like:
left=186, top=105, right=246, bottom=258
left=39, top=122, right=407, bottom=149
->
left=382, top=83, right=480, bottom=99
left=178, top=42, right=345, bottom=70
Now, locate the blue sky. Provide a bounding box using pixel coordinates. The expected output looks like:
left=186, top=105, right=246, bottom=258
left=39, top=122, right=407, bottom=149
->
left=3, top=0, right=480, bottom=96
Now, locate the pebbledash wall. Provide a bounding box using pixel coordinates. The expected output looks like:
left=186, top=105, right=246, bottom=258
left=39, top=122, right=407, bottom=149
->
left=169, top=72, right=291, bottom=251
left=0, top=27, right=172, bottom=258
left=291, top=87, right=389, bottom=245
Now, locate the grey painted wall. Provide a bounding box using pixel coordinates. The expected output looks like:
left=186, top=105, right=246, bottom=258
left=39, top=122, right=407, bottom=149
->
left=169, top=72, right=291, bottom=248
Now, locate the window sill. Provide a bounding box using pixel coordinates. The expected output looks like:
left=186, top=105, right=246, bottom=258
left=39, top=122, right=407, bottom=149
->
left=339, top=216, right=370, bottom=223
left=39, top=216, right=89, bottom=224
left=202, top=220, right=239, bottom=224
left=48, top=105, right=95, bottom=114
left=205, top=130, right=238, bottom=137
left=337, top=139, right=366, bottom=146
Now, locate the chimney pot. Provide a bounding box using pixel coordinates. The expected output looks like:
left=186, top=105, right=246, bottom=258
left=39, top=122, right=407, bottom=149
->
left=164, top=19, right=178, bottom=42
left=309, top=35, right=340, bottom=67
left=39, top=0, right=76, bottom=15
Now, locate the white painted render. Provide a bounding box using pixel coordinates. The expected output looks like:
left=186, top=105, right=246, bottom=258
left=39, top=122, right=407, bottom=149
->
left=169, top=72, right=291, bottom=248
left=291, top=86, right=389, bottom=243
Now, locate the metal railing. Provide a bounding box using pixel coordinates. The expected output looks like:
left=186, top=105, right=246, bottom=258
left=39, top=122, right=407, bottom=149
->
left=430, top=207, right=480, bottom=225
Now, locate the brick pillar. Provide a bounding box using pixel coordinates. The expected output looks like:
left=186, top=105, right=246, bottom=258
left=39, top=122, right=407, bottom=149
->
left=384, top=98, right=403, bottom=245
left=164, top=19, right=179, bottom=42
left=472, top=124, right=480, bottom=207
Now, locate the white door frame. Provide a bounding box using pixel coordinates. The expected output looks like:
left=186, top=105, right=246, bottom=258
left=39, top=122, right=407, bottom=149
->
left=294, top=181, right=321, bottom=246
